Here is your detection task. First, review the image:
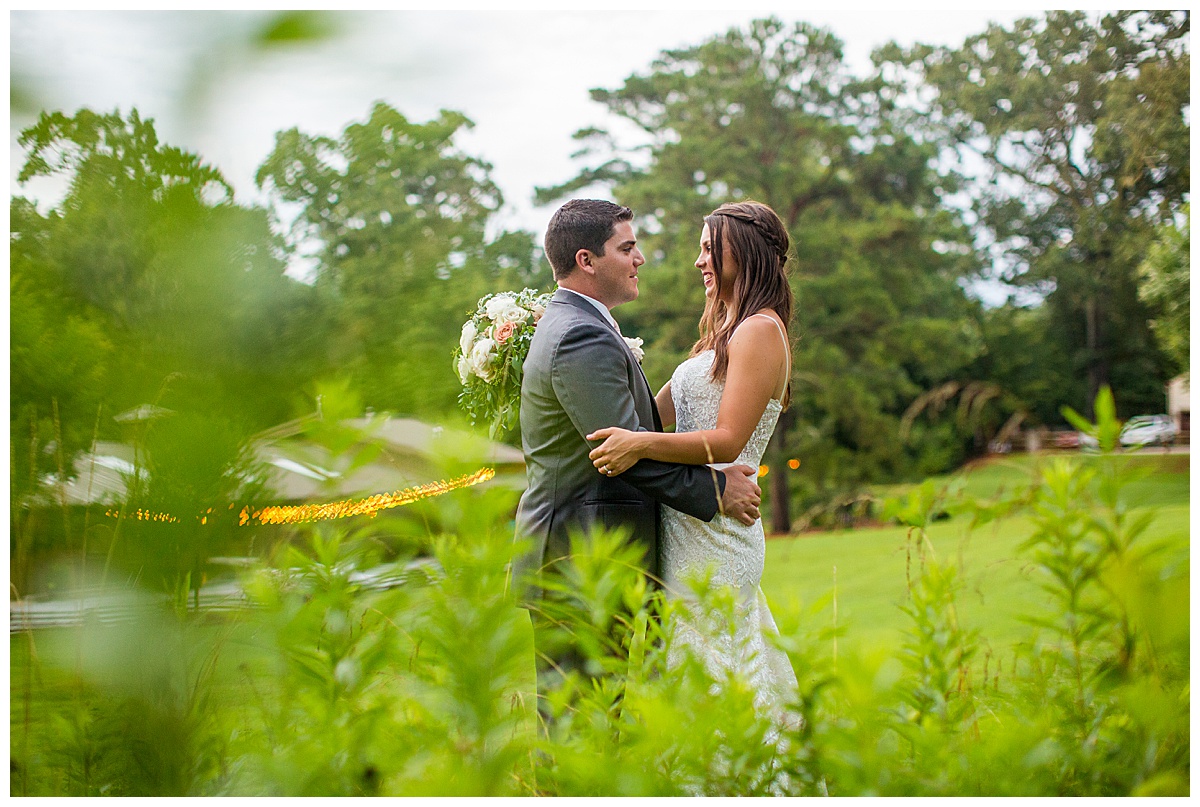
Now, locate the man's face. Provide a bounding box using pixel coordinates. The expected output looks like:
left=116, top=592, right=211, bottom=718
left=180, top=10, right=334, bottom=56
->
left=587, top=220, right=645, bottom=308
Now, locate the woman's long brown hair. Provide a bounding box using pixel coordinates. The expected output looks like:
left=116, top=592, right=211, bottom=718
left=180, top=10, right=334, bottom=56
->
left=692, top=200, right=794, bottom=408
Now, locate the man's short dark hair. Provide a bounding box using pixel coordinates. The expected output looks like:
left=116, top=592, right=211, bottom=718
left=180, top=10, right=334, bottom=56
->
left=544, top=199, right=634, bottom=281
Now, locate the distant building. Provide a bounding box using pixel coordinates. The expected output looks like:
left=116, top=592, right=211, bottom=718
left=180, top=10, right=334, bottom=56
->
left=252, top=413, right=525, bottom=502
left=38, top=411, right=524, bottom=507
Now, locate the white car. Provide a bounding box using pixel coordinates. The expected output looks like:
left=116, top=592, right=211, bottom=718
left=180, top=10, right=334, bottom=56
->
left=1119, top=415, right=1178, bottom=447
left=1078, top=414, right=1178, bottom=450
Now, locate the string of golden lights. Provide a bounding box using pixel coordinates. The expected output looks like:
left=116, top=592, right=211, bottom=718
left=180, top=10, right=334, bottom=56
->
left=106, top=467, right=496, bottom=527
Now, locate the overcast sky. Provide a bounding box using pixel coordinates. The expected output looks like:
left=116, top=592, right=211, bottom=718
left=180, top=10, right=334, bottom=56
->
left=11, top=8, right=1059, bottom=241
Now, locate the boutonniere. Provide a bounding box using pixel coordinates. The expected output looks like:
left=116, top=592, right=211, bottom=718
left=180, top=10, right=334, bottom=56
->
left=623, top=336, right=645, bottom=364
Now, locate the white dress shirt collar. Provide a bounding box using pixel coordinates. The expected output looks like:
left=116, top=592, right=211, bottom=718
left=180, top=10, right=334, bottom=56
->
left=559, top=287, right=621, bottom=334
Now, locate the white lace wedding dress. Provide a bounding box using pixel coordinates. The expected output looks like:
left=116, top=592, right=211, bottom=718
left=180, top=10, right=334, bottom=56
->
left=659, top=343, right=800, bottom=725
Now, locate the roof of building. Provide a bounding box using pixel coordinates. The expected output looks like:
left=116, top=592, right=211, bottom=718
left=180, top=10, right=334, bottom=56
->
left=36, top=413, right=524, bottom=507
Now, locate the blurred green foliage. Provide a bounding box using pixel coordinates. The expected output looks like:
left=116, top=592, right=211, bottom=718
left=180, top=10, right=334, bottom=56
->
left=8, top=14, right=1190, bottom=793
left=11, top=108, right=321, bottom=599
left=11, top=109, right=314, bottom=490
left=11, top=392, right=1189, bottom=794
left=254, top=10, right=341, bottom=46
left=10, top=102, right=538, bottom=596
left=1137, top=204, right=1190, bottom=375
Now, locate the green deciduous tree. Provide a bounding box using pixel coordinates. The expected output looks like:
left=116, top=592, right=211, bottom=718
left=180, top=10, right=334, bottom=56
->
left=965, top=303, right=1076, bottom=431
left=1137, top=204, right=1189, bottom=375
left=879, top=10, right=1189, bottom=417
left=11, top=108, right=320, bottom=592
left=13, top=108, right=317, bottom=427
left=538, top=18, right=984, bottom=528
left=10, top=197, right=114, bottom=507
left=255, top=102, right=540, bottom=420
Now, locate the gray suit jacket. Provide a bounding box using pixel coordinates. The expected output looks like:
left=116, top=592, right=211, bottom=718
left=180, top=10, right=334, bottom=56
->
left=513, top=289, right=725, bottom=596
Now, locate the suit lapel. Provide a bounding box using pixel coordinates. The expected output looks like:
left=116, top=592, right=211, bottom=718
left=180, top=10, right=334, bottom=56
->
left=551, top=289, right=659, bottom=430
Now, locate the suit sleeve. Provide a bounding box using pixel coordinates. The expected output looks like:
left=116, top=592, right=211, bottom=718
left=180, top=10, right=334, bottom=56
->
left=551, top=321, right=725, bottom=521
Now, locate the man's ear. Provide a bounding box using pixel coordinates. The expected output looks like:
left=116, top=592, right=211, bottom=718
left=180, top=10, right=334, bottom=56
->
left=575, top=248, right=594, bottom=275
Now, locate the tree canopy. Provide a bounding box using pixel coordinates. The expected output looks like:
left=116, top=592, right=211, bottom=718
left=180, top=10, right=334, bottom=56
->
left=11, top=110, right=320, bottom=511
left=256, top=102, right=540, bottom=417
left=1137, top=206, right=1189, bottom=375
left=878, top=10, right=1189, bottom=415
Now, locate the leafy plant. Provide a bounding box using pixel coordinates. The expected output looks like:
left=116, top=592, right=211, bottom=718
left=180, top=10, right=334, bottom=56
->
left=11, top=390, right=1188, bottom=796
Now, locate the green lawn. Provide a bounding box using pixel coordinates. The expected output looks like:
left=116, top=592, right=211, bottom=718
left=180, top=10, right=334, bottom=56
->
left=762, top=452, right=1190, bottom=659
left=873, top=449, right=1189, bottom=509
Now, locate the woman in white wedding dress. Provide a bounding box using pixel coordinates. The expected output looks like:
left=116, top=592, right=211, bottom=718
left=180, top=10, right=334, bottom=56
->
left=586, top=200, right=799, bottom=722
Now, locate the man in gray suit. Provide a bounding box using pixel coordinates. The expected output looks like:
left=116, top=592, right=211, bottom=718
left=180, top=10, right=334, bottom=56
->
left=513, top=199, right=761, bottom=724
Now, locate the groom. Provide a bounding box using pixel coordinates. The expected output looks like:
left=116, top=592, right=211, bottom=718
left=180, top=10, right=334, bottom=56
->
left=513, top=199, right=761, bottom=721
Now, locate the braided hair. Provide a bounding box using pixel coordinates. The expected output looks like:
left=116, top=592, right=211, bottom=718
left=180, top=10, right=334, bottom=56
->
left=692, top=200, right=794, bottom=408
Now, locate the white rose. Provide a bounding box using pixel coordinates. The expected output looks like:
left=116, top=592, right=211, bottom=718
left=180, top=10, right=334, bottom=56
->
left=459, top=319, right=478, bottom=355
left=508, top=304, right=532, bottom=324
left=484, top=295, right=512, bottom=320
left=624, top=336, right=644, bottom=363
left=486, top=295, right=529, bottom=325
left=456, top=354, right=471, bottom=385
left=530, top=301, right=546, bottom=322
left=470, top=337, right=496, bottom=381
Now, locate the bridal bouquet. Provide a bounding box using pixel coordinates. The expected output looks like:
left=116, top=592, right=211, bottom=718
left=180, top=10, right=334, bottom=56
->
left=454, top=288, right=551, bottom=438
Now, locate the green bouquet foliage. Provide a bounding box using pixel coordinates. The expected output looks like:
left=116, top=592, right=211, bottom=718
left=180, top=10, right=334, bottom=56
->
left=452, top=289, right=551, bottom=439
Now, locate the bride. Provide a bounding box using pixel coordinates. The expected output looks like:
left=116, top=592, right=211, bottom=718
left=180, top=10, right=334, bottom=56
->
left=586, top=200, right=799, bottom=720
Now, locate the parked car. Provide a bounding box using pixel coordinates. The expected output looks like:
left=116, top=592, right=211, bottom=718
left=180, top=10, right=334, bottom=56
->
left=1077, top=414, right=1178, bottom=450
left=1053, top=431, right=1081, bottom=449
left=1119, top=414, right=1178, bottom=447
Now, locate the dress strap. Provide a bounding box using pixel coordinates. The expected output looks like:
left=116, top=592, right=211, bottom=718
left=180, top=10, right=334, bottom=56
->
left=748, top=313, right=790, bottom=399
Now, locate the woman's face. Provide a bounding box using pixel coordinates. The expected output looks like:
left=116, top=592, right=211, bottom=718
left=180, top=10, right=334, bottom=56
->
left=695, top=222, right=738, bottom=302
